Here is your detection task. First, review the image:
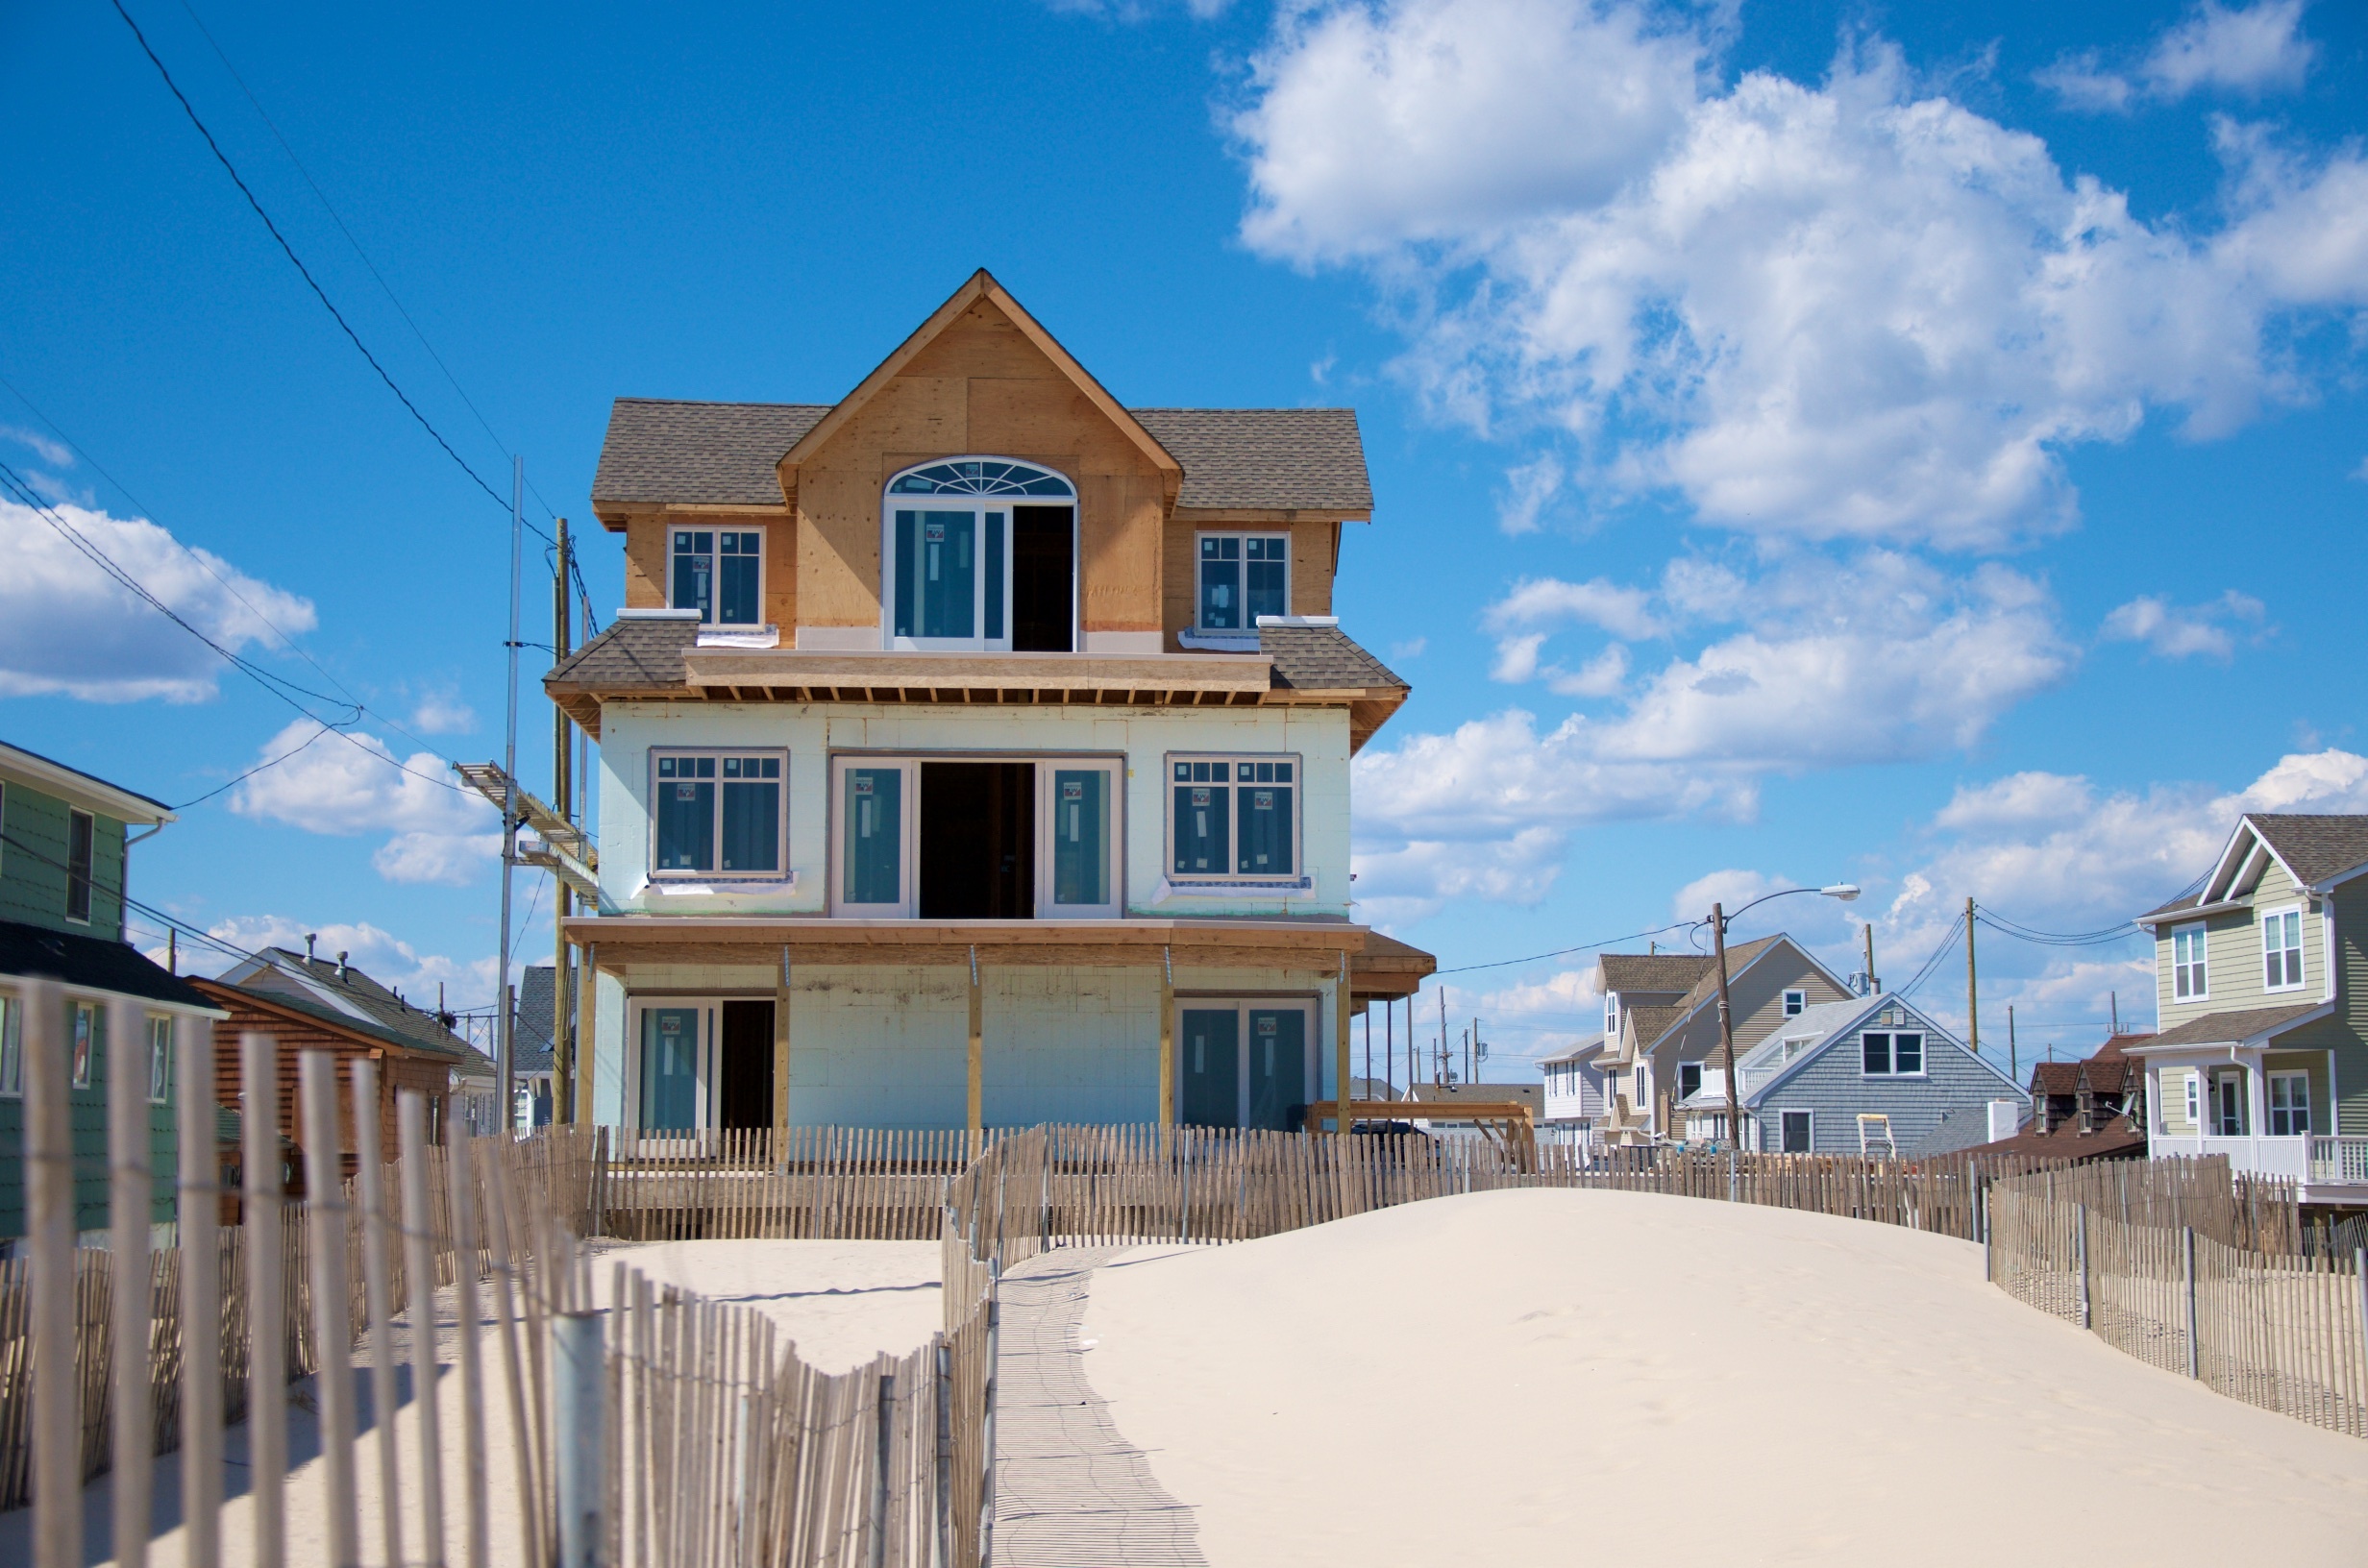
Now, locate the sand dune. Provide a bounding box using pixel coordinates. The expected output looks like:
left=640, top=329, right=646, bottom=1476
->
left=1083, top=1188, right=2368, bottom=1567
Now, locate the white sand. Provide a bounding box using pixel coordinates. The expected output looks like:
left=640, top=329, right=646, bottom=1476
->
left=5, top=1238, right=941, bottom=1564
left=1083, top=1188, right=2368, bottom=1566
left=587, top=1238, right=943, bottom=1373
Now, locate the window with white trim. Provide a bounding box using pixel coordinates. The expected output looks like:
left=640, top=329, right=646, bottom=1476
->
left=1861, top=1031, right=1924, bottom=1076
left=1168, top=755, right=1299, bottom=881
left=70, top=999, right=97, bottom=1088
left=2261, top=906, right=2305, bottom=992
left=672, top=529, right=765, bottom=625
left=1677, top=1062, right=1703, bottom=1100
left=0, top=992, right=18, bottom=1096
left=1779, top=1110, right=1813, bottom=1153
left=2183, top=1069, right=2200, bottom=1126
left=826, top=755, right=1122, bottom=919
left=2170, top=922, right=2208, bottom=1000
left=148, top=1015, right=172, bottom=1103
left=1604, top=994, right=1619, bottom=1038
left=651, top=751, right=786, bottom=878
left=2268, top=1069, right=2309, bottom=1137
left=882, top=460, right=1076, bottom=651
left=1782, top=990, right=1806, bottom=1017
left=1196, top=533, right=1289, bottom=632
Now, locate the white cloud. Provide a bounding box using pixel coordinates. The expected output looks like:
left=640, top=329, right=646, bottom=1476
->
left=2039, top=1, right=2316, bottom=111
left=1669, top=868, right=1784, bottom=924
left=1352, top=825, right=1567, bottom=925
left=1, top=425, right=74, bottom=468
left=165, top=914, right=499, bottom=1010
left=1388, top=636, right=1427, bottom=661
left=0, top=498, right=317, bottom=703
left=1545, top=643, right=1628, bottom=697
left=230, top=720, right=501, bottom=885
left=2100, top=590, right=2266, bottom=659
left=1233, top=0, right=1703, bottom=264
left=1236, top=5, right=2368, bottom=548
left=406, top=691, right=478, bottom=735
left=1482, top=576, right=1665, bottom=640
left=1496, top=452, right=1566, bottom=533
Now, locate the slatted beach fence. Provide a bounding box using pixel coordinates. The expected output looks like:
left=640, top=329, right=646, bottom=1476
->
left=1986, top=1167, right=2367, bottom=1438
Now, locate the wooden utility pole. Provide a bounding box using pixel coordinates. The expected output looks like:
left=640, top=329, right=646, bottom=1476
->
left=1714, top=902, right=1741, bottom=1149
left=2009, top=1003, right=2018, bottom=1084
left=1965, top=896, right=1980, bottom=1059
left=1437, top=990, right=1446, bottom=1086
left=1862, top=923, right=1878, bottom=995
left=551, top=518, right=575, bottom=1123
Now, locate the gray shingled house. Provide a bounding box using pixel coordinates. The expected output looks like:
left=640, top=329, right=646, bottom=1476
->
left=539, top=271, right=1435, bottom=1139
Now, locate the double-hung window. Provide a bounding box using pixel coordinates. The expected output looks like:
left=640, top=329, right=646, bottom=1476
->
left=2183, top=1069, right=2201, bottom=1127
left=148, top=1016, right=172, bottom=1102
left=2170, top=923, right=2208, bottom=1000
left=672, top=529, right=765, bottom=625
left=1676, top=1063, right=1703, bottom=1100
left=651, top=751, right=786, bottom=878
left=1169, top=755, right=1299, bottom=882
left=65, top=808, right=93, bottom=924
left=2268, top=1070, right=2310, bottom=1136
left=1196, top=534, right=1289, bottom=632
left=2261, top=907, right=2305, bottom=992
left=1782, top=990, right=1806, bottom=1017
left=1862, top=1031, right=1923, bottom=1075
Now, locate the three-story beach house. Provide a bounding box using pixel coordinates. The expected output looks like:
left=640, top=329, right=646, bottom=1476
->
left=547, top=273, right=1433, bottom=1140
left=2132, top=813, right=2368, bottom=1205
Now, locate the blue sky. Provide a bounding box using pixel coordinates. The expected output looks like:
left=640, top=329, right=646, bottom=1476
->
left=2, top=0, right=2363, bottom=1076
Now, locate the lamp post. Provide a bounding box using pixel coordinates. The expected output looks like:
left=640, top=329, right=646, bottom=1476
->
left=1712, top=884, right=1861, bottom=1151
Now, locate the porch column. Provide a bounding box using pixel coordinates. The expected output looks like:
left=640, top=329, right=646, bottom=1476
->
left=773, top=945, right=792, bottom=1142
left=1157, top=946, right=1174, bottom=1130
left=2247, top=1057, right=2267, bottom=1142
left=574, top=942, right=598, bottom=1127
left=967, top=945, right=983, bottom=1158
left=1336, top=951, right=1352, bottom=1133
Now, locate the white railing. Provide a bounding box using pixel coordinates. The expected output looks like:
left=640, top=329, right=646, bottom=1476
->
left=2308, top=1135, right=2368, bottom=1184
left=2147, top=1133, right=2311, bottom=1180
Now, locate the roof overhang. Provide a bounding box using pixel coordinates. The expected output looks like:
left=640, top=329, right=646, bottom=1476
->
left=0, top=741, right=174, bottom=826
left=675, top=647, right=1272, bottom=705
left=2133, top=897, right=2247, bottom=929
left=2123, top=1001, right=2334, bottom=1055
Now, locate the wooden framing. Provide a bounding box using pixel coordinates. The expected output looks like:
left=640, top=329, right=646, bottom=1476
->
left=773, top=944, right=792, bottom=1139
left=564, top=915, right=1370, bottom=974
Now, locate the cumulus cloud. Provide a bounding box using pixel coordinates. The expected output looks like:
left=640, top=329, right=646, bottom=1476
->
left=0, top=498, right=317, bottom=703
left=230, top=720, right=501, bottom=885
left=2101, top=590, right=2267, bottom=659
left=1483, top=576, right=1665, bottom=640
left=1234, top=4, right=2368, bottom=547
left=406, top=691, right=479, bottom=735
left=162, top=914, right=499, bottom=1010
left=1352, top=824, right=1568, bottom=925
left=2038, top=1, right=2316, bottom=112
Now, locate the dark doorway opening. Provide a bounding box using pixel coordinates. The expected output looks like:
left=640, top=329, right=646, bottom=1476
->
left=921, top=762, right=1035, bottom=919
left=1012, top=506, right=1074, bottom=652
left=717, top=999, right=775, bottom=1130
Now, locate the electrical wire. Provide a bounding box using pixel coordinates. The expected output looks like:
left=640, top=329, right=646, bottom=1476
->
left=171, top=0, right=564, bottom=527
left=107, top=0, right=553, bottom=548
left=1894, top=912, right=1966, bottom=1002
left=1974, top=909, right=2142, bottom=947
left=1429, top=919, right=1702, bottom=978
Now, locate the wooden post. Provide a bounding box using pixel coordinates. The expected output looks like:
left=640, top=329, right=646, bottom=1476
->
left=2184, top=1227, right=2201, bottom=1380
left=575, top=942, right=599, bottom=1131
left=175, top=1014, right=224, bottom=1568
left=299, top=1052, right=360, bottom=1565
left=554, top=1311, right=606, bottom=1568
left=350, top=1061, right=405, bottom=1568
left=1713, top=904, right=1740, bottom=1150
left=25, top=981, right=76, bottom=1568
left=968, top=946, right=984, bottom=1159
left=553, top=517, right=575, bottom=1122
left=110, top=1002, right=155, bottom=1568
left=1336, top=952, right=1352, bottom=1134
left=774, top=945, right=793, bottom=1142
left=2074, top=1201, right=2090, bottom=1331
left=1965, top=895, right=1980, bottom=1060
left=1157, top=946, right=1174, bottom=1133
left=241, top=1031, right=287, bottom=1568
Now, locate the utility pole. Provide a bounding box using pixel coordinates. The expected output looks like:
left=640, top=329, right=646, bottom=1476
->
left=1437, top=990, right=1446, bottom=1086
left=1862, top=923, right=1879, bottom=996
left=1964, top=895, right=1979, bottom=1062
left=552, top=517, right=575, bottom=1124
left=1713, top=902, right=1741, bottom=1151
left=497, top=455, right=523, bottom=1132
left=2009, top=1004, right=2017, bottom=1084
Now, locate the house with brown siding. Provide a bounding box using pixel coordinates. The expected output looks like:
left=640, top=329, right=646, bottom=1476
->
left=192, top=945, right=493, bottom=1192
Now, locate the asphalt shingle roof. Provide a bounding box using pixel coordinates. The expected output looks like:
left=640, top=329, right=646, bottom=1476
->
left=1598, top=954, right=1714, bottom=994
left=2142, top=1002, right=2327, bottom=1049
left=588, top=400, right=1374, bottom=514
left=1262, top=623, right=1403, bottom=691
left=2246, top=814, right=2368, bottom=886
left=218, top=949, right=476, bottom=1061
left=0, top=917, right=214, bottom=1010
left=510, top=964, right=569, bottom=1075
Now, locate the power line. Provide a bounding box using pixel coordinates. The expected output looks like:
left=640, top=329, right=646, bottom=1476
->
left=1429, top=920, right=1702, bottom=978
left=168, top=0, right=565, bottom=527
left=1973, top=909, right=2141, bottom=947
left=1895, top=912, right=1966, bottom=1002
left=107, top=0, right=553, bottom=548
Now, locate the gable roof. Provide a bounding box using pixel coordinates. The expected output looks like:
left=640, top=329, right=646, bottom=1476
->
left=0, top=916, right=217, bottom=1011
left=205, top=947, right=478, bottom=1062
left=1702, top=992, right=2024, bottom=1109
left=2151, top=813, right=2368, bottom=921
left=592, top=400, right=826, bottom=508
left=1598, top=953, right=1714, bottom=995
left=1130, top=409, right=1371, bottom=511
left=779, top=271, right=1178, bottom=490
left=1614, top=934, right=1853, bottom=1066
left=1539, top=1035, right=1607, bottom=1066
left=0, top=739, right=175, bottom=826
left=2130, top=1001, right=2330, bottom=1051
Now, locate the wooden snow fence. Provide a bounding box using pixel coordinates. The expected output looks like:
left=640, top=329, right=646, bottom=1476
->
left=1986, top=1165, right=2367, bottom=1438
left=597, top=1126, right=975, bottom=1242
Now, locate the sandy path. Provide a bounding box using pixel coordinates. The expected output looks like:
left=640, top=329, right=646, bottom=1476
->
left=1083, top=1188, right=2368, bottom=1567
left=1, top=1238, right=944, bottom=1564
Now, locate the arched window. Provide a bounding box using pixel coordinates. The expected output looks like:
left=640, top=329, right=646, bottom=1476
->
left=882, top=458, right=1076, bottom=651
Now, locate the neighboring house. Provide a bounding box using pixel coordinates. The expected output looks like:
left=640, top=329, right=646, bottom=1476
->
left=1910, top=1034, right=2151, bottom=1163
left=511, top=964, right=571, bottom=1129
left=192, top=943, right=497, bottom=1192
left=1539, top=1036, right=1606, bottom=1133
left=1407, top=1081, right=1542, bottom=1129
left=1591, top=936, right=1856, bottom=1143
left=0, top=740, right=221, bottom=1243
left=2131, top=814, right=2368, bottom=1204
left=546, top=272, right=1434, bottom=1138
left=1679, top=992, right=2029, bottom=1155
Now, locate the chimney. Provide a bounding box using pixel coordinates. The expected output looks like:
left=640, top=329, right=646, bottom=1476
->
left=1986, top=1099, right=2021, bottom=1144
left=336, top=950, right=350, bottom=981
left=305, top=933, right=318, bottom=963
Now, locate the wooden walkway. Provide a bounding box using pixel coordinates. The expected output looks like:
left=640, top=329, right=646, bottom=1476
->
left=991, top=1249, right=1206, bottom=1568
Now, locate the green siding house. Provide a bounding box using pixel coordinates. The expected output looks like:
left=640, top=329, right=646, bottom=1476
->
left=2132, top=813, right=2368, bottom=1207
left=0, top=740, right=221, bottom=1245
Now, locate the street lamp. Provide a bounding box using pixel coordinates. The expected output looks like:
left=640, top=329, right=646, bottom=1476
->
left=1712, top=884, right=1861, bottom=1151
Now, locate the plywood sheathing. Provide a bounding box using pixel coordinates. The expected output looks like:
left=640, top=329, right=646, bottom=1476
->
left=778, top=271, right=1182, bottom=637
